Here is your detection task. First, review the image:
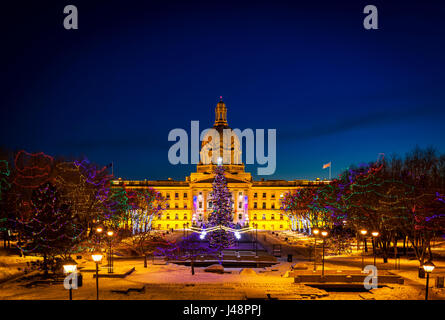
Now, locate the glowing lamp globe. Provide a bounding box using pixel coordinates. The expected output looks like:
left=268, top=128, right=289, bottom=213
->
left=423, top=261, right=435, bottom=273
left=313, top=228, right=320, bottom=236
left=63, top=261, right=77, bottom=274
left=360, top=229, right=368, bottom=236
left=96, top=227, right=103, bottom=233
left=107, top=230, right=114, bottom=237
left=235, top=232, right=241, bottom=240
left=92, top=253, right=103, bottom=263
left=371, top=231, right=379, bottom=237
left=321, top=230, right=328, bottom=237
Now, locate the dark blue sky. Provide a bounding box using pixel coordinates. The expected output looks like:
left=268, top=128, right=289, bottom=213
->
left=1, top=0, right=444, bottom=181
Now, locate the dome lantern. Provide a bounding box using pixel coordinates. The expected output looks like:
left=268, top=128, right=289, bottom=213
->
left=214, top=96, right=228, bottom=127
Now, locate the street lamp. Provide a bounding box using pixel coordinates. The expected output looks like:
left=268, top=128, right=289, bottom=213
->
left=312, top=228, right=320, bottom=271
left=360, top=229, right=368, bottom=270
left=255, top=223, right=258, bottom=257
left=371, top=231, right=379, bottom=266
left=107, top=230, right=114, bottom=273
left=96, top=226, right=103, bottom=245
left=63, top=259, right=77, bottom=301
left=321, top=230, right=328, bottom=277
left=91, top=252, right=103, bottom=300
left=423, top=261, right=435, bottom=300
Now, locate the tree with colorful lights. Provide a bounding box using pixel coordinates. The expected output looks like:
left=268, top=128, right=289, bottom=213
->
left=207, top=165, right=235, bottom=255
left=71, top=158, right=113, bottom=233
left=343, top=159, right=409, bottom=262
left=280, top=188, right=317, bottom=232
left=125, top=188, right=166, bottom=233
left=122, top=188, right=166, bottom=258
left=17, top=182, right=83, bottom=276
left=395, top=147, right=445, bottom=265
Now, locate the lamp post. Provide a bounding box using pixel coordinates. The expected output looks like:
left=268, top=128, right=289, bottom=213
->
left=371, top=231, right=379, bottom=266
left=312, top=228, right=320, bottom=271
left=96, top=226, right=103, bottom=245
left=91, top=252, right=103, bottom=300
left=107, top=230, right=114, bottom=273
left=63, top=259, right=77, bottom=301
left=255, top=223, right=258, bottom=257
left=423, top=261, right=435, bottom=300
left=360, top=229, right=368, bottom=270
left=321, top=230, right=328, bottom=277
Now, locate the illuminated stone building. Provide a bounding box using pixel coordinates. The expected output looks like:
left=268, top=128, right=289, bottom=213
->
left=112, top=99, right=328, bottom=231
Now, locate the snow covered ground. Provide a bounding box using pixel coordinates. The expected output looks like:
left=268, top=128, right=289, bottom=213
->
left=0, top=254, right=443, bottom=300
left=0, top=254, right=41, bottom=284
left=0, top=232, right=444, bottom=300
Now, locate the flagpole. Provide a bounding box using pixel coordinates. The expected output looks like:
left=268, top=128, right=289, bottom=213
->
left=112, top=161, right=114, bottom=177
left=329, top=164, right=331, bottom=180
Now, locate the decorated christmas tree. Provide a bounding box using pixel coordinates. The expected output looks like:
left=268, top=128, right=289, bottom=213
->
left=207, top=165, right=235, bottom=253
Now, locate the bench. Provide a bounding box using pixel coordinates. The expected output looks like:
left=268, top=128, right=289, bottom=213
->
left=111, top=285, right=146, bottom=295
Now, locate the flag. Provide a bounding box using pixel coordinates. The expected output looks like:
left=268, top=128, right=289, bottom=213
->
left=322, top=162, right=331, bottom=169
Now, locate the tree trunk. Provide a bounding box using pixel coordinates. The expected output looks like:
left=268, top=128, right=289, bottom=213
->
left=394, top=237, right=398, bottom=259
left=43, top=253, right=49, bottom=278
left=403, top=236, right=406, bottom=256
left=381, top=241, right=388, bottom=263
left=428, top=242, right=433, bottom=261
left=191, top=257, right=195, bottom=275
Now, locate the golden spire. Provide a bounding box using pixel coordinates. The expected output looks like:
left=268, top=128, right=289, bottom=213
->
left=214, top=96, right=228, bottom=127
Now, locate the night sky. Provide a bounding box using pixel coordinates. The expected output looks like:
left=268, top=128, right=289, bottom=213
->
left=1, top=0, right=444, bottom=181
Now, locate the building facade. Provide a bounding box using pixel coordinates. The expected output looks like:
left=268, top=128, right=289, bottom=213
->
left=112, top=99, right=328, bottom=231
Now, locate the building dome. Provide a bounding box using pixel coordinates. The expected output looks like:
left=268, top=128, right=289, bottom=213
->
left=200, top=98, right=241, bottom=166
